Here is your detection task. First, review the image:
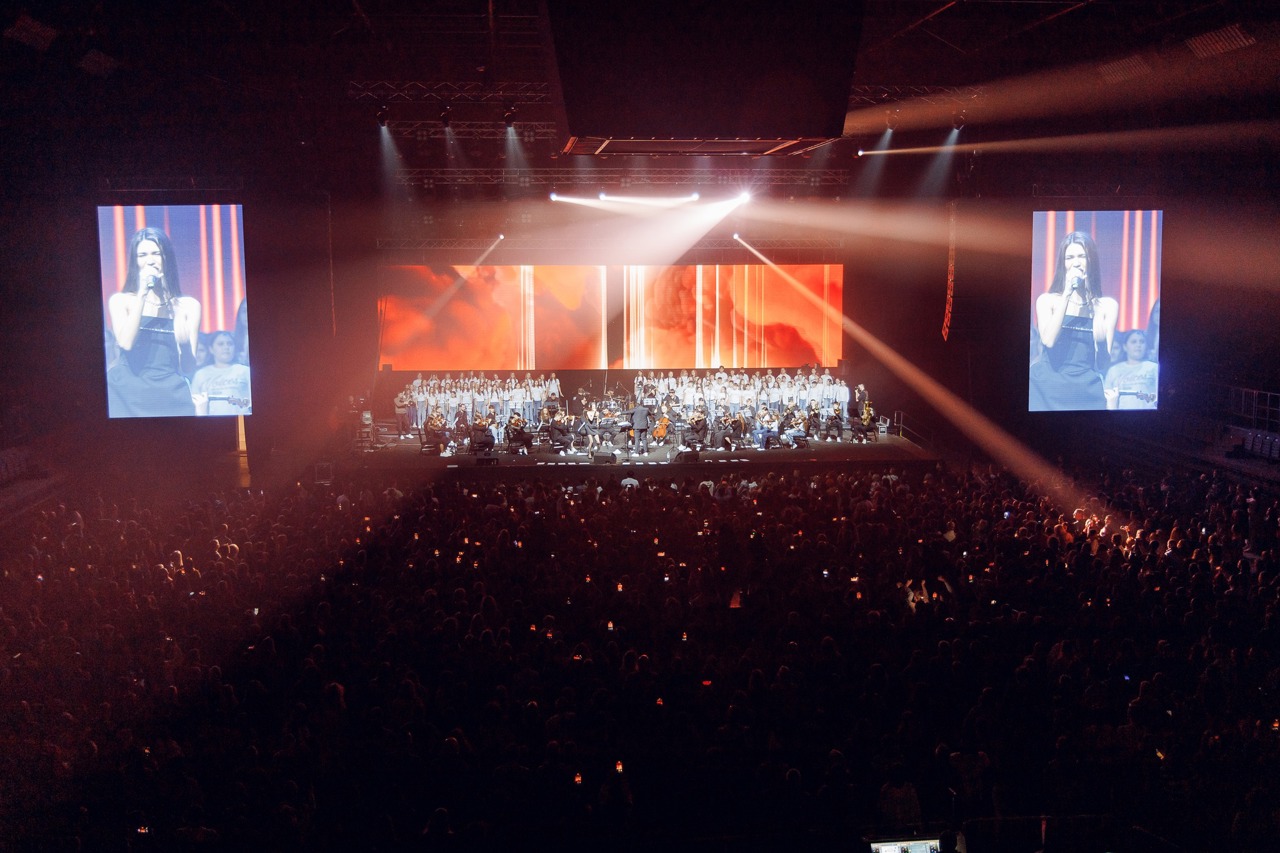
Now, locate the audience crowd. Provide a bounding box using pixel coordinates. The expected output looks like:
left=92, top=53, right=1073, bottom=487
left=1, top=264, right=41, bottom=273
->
left=2, top=457, right=1279, bottom=850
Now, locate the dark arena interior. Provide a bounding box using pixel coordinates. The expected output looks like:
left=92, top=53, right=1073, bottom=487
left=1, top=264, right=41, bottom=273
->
left=2, top=2, right=1280, bottom=850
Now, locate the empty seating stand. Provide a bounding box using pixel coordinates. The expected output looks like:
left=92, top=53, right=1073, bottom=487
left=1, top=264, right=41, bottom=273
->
left=1237, top=430, right=1280, bottom=464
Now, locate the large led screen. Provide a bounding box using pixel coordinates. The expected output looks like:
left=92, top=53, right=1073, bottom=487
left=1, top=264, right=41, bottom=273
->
left=378, top=263, right=843, bottom=371
left=99, top=204, right=251, bottom=418
left=1029, top=210, right=1162, bottom=412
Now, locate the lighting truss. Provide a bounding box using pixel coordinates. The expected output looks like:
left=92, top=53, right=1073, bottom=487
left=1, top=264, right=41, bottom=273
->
left=561, top=137, right=838, bottom=157
left=393, top=120, right=559, bottom=141
left=348, top=80, right=552, bottom=104
left=99, top=175, right=245, bottom=191
left=398, top=167, right=853, bottom=189
left=1031, top=183, right=1137, bottom=197
left=846, top=85, right=985, bottom=107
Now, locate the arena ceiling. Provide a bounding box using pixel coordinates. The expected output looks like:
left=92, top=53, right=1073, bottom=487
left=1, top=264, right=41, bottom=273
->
left=2, top=1, right=1273, bottom=162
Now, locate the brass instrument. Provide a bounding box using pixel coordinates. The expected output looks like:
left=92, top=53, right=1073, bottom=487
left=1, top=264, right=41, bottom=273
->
left=861, top=400, right=874, bottom=427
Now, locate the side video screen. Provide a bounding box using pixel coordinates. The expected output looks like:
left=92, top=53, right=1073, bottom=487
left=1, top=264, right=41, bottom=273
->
left=99, top=204, right=251, bottom=418
left=1029, top=209, right=1162, bottom=412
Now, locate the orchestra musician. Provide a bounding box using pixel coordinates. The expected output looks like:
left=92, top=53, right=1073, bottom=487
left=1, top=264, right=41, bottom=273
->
left=480, top=404, right=504, bottom=445
left=506, top=413, right=533, bottom=455
left=538, top=403, right=558, bottom=428
left=652, top=403, right=674, bottom=447
left=752, top=408, right=779, bottom=449
left=424, top=409, right=449, bottom=455
left=780, top=406, right=807, bottom=448
left=452, top=404, right=470, bottom=438
left=547, top=412, right=575, bottom=455
left=709, top=410, right=734, bottom=451
left=738, top=407, right=757, bottom=448
left=471, top=419, right=496, bottom=452
left=598, top=399, right=621, bottom=447
left=686, top=408, right=708, bottom=450
left=853, top=399, right=876, bottom=443
left=820, top=403, right=844, bottom=442
left=807, top=403, right=824, bottom=441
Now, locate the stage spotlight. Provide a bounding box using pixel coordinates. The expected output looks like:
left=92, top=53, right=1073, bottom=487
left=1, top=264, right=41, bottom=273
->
left=952, top=110, right=966, bottom=131
left=599, top=191, right=607, bottom=200
left=732, top=232, right=740, bottom=240
left=503, top=106, right=517, bottom=128
left=886, top=109, right=898, bottom=131
left=439, top=107, right=451, bottom=129
left=737, top=191, right=751, bottom=203
left=376, top=105, right=389, bottom=128
left=498, top=233, right=505, bottom=240
left=690, top=192, right=700, bottom=201
left=857, top=149, right=864, bottom=157
left=549, top=192, right=558, bottom=201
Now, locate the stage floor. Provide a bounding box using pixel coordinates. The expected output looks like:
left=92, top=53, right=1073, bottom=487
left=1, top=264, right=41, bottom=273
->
left=342, top=426, right=940, bottom=482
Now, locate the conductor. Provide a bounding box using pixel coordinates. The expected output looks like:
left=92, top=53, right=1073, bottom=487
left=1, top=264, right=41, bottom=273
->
left=629, top=396, right=653, bottom=455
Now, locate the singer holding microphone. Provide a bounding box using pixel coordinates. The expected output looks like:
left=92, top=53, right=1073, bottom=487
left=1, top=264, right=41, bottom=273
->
left=1029, top=231, right=1118, bottom=411
left=106, top=227, right=202, bottom=417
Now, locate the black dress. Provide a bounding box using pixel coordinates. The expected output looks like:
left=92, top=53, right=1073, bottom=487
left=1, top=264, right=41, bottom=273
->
left=1029, top=314, right=1104, bottom=411
left=107, top=315, right=195, bottom=417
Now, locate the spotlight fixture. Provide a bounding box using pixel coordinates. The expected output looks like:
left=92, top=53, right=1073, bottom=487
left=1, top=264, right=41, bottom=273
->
left=503, top=106, right=517, bottom=128
left=439, top=107, right=451, bottom=129
left=737, top=191, right=751, bottom=203
left=952, top=110, right=966, bottom=131
left=886, top=109, right=898, bottom=131
left=376, top=105, right=389, bottom=128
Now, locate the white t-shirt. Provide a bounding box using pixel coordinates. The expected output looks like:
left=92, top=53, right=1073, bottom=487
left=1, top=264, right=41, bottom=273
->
left=1104, top=360, right=1158, bottom=409
left=192, top=363, right=252, bottom=415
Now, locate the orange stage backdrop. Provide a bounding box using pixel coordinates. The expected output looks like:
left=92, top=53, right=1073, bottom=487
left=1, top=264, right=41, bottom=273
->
left=378, top=263, right=843, bottom=372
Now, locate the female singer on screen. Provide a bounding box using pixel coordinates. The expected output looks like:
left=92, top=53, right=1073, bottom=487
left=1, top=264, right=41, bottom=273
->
left=1029, top=231, right=1118, bottom=411
left=106, top=227, right=201, bottom=417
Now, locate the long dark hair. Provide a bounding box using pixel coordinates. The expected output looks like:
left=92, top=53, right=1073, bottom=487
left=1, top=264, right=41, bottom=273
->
left=122, top=227, right=182, bottom=298
left=1049, top=230, right=1101, bottom=301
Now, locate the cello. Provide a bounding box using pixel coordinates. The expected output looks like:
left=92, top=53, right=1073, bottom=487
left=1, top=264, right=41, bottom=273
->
left=652, top=404, right=671, bottom=443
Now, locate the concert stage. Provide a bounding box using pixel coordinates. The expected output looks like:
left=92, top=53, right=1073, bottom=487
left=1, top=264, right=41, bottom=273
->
left=343, top=426, right=939, bottom=482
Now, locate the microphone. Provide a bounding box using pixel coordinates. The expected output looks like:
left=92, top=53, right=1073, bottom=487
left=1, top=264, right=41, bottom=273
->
left=143, top=273, right=162, bottom=290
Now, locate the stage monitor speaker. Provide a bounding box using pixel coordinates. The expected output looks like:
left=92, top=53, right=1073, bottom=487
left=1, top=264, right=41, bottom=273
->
left=476, top=451, right=499, bottom=466
left=674, top=450, right=700, bottom=463
left=593, top=452, right=616, bottom=464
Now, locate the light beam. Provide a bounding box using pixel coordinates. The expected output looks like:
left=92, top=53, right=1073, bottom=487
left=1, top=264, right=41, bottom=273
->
left=733, top=233, right=1092, bottom=512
